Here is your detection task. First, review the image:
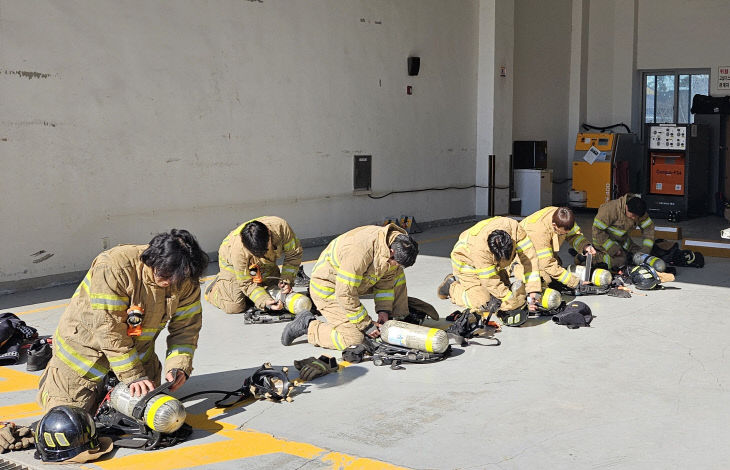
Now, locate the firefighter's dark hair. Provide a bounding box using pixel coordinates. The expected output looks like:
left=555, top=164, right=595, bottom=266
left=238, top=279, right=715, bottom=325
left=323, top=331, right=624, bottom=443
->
left=552, top=207, right=575, bottom=230
left=391, top=234, right=419, bottom=268
left=141, top=229, right=209, bottom=285
left=487, top=229, right=513, bottom=262
left=241, top=220, right=270, bottom=257
left=626, top=197, right=647, bottom=217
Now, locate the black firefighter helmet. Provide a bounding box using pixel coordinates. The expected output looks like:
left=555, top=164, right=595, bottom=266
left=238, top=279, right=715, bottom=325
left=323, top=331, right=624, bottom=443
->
left=34, top=405, right=112, bottom=463
left=630, top=263, right=661, bottom=290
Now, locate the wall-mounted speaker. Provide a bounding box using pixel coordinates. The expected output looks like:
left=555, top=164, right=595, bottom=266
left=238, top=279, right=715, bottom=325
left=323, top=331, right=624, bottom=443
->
left=407, top=56, right=420, bottom=76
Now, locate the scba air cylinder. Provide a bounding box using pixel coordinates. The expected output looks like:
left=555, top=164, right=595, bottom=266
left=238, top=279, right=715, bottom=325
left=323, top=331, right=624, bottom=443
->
left=632, top=252, right=666, bottom=272
left=540, top=287, right=562, bottom=310
left=570, top=265, right=613, bottom=286
left=267, top=287, right=312, bottom=314
left=379, top=320, right=449, bottom=354
left=109, top=383, right=186, bottom=434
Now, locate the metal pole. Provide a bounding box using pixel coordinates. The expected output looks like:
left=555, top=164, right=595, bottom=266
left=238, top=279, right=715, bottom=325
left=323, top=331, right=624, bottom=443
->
left=488, top=154, right=495, bottom=217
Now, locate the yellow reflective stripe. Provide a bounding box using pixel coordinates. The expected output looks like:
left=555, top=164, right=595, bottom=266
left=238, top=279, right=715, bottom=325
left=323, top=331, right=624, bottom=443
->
left=172, top=301, right=202, bottom=322
left=109, top=349, right=142, bottom=374
left=249, top=286, right=268, bottom=302
left=572, top=235, right=587, bottom=251
left=394, top=273, right=406, bottom=287
left=622, top=239, right=632, bottom=250
left=330, top=330, right=345, bottom=350
left=501, top=291, right=513, bottom=302
left=558, top=270, right=571, bottom=284
left=89, top=293, right=129, bottom=311
left=166, top=344, right=195, bottom=359
left=516, top=238, right=533, bottom=252
left=603, top=254, right=612, bottom=269
left=54, top=333, right=108, bottom=381
left=136, top=328, right=159, bottom=341
left=146, top=395, right=175, bottom=431
left=593, top=218, right=608, bottom=230
left=607, top=226, right=626, bottom=237
left=525, top=207, right=552, bottom=224
left=462, top=291, right=472, bottom=309
left=283, top=238, right=298, bottom=251
left=451, top=257, right=478, bottom=273
left=424, top=328, right=438, bottom=353
left=281, top=265, right=298, bottom=276
left=373, top=289, right=395, bottom=301
left=536, top=249, right=553, bottom=259
left=567, top=224, right=579, bottom=236
left=640, top=217, right=653, bottom=229
left=643, top=239, right=654, bottom=248
left=468, top=217, right=498, bottom=236
left=336, top=272, right=362, bottom=287
left=139, top=347, right=154, bottom=362
left=309, top=280, right=335, bottom=299
left=602, top=239, right=616, bottom=250
left=524, top=271, right=541, bottom=283
left=72, top=273, right=91, bottom=298
left=347, top=305, right=368, bottom=323
left=219, top=259, right=250, bottom=281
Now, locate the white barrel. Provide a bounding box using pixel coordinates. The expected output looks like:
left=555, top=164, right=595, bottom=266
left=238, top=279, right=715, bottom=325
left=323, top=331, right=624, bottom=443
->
left=109, top=383, right=186, bottom=433
left=379, top=320, right=449, bottom=354
left=570, top=265, right=613, bottom=286
left=632, top=252, right=666, bottom=272
left=267, top=287, right=313, bottom=314
left=540, top=287, right=562, bottom=310
left=568, top=190, right=587, bottom=208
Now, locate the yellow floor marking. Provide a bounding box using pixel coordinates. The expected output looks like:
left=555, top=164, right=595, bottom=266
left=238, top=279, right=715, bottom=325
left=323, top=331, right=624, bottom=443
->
left=0, top=402, right=42, bottom=421
left=15, top=303, right=68, bottom=316
left=322, top=452, right=410, bottom=470
left=0, top=367, right=40, bottom=393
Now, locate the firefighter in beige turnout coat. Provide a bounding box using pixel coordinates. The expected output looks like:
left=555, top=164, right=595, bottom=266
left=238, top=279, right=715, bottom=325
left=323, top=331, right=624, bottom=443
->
left=592, top=194, right=655, bottom=270
left=519, top=206, right=594, bottom=289
left=445, top=217, right=542, bottom=312
left=305, top=224, right=417, bottom=350
left=38, top=231, right=207, bottom=413
left=207, top=216, right=306, bottom=314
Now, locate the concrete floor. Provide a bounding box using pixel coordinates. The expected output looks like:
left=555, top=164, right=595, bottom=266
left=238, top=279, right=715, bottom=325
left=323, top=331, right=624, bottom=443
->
left=2, top=216, right=730, bottom=469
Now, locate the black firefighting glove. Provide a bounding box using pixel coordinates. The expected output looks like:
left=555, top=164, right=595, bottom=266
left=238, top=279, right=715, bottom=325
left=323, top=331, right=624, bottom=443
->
left=293, top=355, right=339, bottom=381
left=0, top=423, right=34, bottom=453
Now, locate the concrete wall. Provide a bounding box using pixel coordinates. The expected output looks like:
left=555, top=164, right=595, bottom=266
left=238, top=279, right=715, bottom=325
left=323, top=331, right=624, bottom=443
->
left=512, top=0, right=572, bottom=202
left=0, top=0, right=479, bottom=285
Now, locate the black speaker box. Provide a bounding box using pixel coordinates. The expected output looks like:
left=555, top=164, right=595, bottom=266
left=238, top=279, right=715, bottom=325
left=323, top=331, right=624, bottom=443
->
left=407, top=57, right=420, bottom=76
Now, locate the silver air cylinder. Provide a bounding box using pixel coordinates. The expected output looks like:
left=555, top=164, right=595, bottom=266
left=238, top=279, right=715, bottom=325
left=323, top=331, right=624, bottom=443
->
left=379, top=320, right=449, bottom=354
left=632, top=252, right=666, bottom=272
left=540, top=288, right=562, bottom=310
left=267, top=287, right=313, bottom=314
left=109, top=383, right=186, bottom=433
left=570, top=265, right=613, bottom=286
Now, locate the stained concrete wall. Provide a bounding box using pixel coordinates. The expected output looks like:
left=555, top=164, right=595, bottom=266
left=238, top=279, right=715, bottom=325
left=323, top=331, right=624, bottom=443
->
left=0, top=0, right=479, bottom=285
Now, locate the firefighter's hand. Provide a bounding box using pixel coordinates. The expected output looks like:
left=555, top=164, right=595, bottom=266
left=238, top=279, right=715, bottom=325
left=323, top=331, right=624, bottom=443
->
left=166, top=369, right=188, bottom=392
left=364, top=322, right=380, bottom=338
left=527, top=292, right=539, bottom=312
left=584, top=245, right=597, bottom=255
left=278, top=280, right=293, bottom=295
left=266, top=299, right=284, bottom=311
left=376, top=311, right=390, bottom=325
left=129, top=378, right=155, bottom=397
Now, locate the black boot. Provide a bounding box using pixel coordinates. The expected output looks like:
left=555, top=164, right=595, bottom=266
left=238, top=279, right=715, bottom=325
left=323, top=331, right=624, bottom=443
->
left=281, top=310, right=315, bottom=346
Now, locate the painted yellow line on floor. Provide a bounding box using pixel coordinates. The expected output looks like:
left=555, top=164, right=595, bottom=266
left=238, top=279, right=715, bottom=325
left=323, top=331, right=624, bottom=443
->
left=0, top=367, right=40, bottom=393
left=322, top=452, right=409, bottom=470
left=15, top=303, right=68, bottom=316
left=0, top=402, right=42, bottom=421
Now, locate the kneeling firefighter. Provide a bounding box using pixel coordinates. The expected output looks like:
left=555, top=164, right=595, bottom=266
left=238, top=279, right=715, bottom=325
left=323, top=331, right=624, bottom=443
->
left=206, top=216, right=312, bottom=318
left=38, top=230, right=208, bottom=414
left=438, top=217, right=542, bottom=327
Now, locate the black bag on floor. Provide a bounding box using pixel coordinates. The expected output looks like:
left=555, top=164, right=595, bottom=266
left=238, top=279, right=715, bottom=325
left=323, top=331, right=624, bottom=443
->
left=552, top=301, right=593, bottom=329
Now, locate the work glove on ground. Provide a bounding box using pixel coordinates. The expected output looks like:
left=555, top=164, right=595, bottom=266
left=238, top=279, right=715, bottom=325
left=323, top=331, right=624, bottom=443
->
left=293, top=355, right=338, bottom=381
left=0, top=423, right=34, bottom=453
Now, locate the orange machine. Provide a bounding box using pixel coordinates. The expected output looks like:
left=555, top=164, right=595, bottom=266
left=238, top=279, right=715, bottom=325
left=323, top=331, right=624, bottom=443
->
left=573, top=132, right=641, bottom=209
left=649, top=153, right=685, bottom=196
